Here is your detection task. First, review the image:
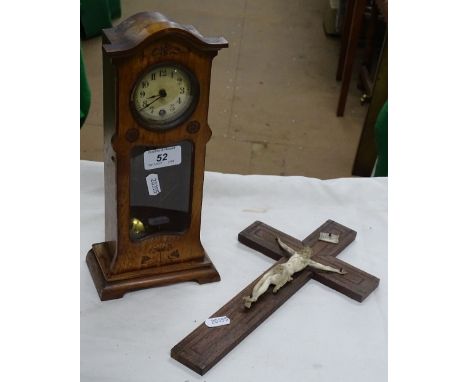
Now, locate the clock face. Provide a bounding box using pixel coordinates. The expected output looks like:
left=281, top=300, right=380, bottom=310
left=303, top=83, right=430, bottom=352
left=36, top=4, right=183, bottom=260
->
left=131, top=64, right=199, bottom=129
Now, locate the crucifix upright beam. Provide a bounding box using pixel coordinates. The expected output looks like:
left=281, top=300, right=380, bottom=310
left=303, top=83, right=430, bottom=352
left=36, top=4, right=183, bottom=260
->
left=171, top=220, right=379, bottom=375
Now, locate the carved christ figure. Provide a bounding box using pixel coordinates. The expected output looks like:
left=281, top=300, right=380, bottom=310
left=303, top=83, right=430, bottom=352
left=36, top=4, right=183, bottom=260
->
left=243, top=237, right=347, bottom=308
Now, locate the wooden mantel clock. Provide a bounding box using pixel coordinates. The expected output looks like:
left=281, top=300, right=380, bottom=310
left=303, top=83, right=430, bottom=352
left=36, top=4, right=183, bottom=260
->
left=86, top=12, right=228, bottom=301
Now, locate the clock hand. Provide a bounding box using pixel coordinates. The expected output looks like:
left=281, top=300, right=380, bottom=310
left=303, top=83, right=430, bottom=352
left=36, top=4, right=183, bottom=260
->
left=139, top=89, right=167, bottom=112
left=139, top=95, right=161, bottom=111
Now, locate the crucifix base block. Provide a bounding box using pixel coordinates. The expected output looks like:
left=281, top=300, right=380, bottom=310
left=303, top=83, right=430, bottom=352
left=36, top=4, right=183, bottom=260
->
left=171, top=220, right=379, bottom=375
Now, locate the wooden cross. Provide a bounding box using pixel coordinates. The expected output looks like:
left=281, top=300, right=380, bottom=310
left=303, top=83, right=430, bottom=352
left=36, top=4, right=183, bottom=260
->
left=171, top=220, right=380, bottom=375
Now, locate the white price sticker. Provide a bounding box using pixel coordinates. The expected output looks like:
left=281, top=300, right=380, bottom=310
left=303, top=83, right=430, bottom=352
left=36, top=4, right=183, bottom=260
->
left=144, top=146, right=181, bottom=170
left=205, top=316, right=230, bottom=328
left=146, top=174, right=161, bottom=196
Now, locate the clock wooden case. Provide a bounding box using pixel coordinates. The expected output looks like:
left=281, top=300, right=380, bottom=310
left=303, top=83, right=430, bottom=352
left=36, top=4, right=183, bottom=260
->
left=86, top=12, right=228, bottom=300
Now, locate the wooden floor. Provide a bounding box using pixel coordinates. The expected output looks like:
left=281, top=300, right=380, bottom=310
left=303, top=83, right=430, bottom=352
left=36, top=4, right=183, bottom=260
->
left=80, top=0, right=367, bottom=179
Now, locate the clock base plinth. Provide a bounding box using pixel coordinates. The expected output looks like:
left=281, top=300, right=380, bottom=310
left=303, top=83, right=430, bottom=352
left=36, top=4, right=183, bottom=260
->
left=86, top=246, right=220, bottom=301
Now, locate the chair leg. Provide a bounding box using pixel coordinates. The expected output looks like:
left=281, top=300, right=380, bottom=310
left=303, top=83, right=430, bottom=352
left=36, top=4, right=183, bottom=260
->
left=336, top=0, right=356, bottom=81
left=336, top=0, right=366, bottom=117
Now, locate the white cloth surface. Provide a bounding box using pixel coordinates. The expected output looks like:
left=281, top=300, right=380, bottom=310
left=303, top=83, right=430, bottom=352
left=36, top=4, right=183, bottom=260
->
left=81, top=160, right=387, bottom=382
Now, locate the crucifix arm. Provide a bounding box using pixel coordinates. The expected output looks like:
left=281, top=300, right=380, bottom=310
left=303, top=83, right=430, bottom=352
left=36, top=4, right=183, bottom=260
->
left=307, top=259, right=346, bottom=274
left=277, top=237, right=311, bottom=257
left=276, top=237, right=297, bottom=256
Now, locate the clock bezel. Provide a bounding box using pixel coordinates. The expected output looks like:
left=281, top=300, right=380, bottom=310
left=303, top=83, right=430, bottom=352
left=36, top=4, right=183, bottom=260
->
left=130, top=62, right=200, bottom=131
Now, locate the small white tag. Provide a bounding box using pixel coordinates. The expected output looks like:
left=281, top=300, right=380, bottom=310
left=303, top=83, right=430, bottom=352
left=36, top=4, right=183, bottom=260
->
left=205, top=316, right=230, bottom=328
left=319, top=232, right=339, bottom=244
left=144, top=146, right=182, bottom=170
left=146, top=174, right=161, bottom=196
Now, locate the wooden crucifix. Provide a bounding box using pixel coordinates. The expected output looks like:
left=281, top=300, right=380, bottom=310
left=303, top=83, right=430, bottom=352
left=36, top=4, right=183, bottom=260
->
left=171, top=220, right=380, bottom=375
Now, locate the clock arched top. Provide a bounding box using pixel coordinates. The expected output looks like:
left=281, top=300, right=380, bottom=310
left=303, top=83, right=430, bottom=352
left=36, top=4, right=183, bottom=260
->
left=103, top=12, right=228, bottom=58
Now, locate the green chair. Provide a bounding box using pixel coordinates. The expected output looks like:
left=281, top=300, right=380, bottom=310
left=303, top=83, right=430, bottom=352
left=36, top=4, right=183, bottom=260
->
left=80, top=0, right=121, bottom=127
left=80, top=0, right=121, bottom=39
left=80, top=49, right=91, bottom=127
left=374, top=101, right=388, bottom=177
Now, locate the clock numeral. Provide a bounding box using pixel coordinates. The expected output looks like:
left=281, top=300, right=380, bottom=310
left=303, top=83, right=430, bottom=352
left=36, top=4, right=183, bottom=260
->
left=142, top=100, right=148, bottom=107
left=178, top=97, right=182, bottom=104
left=169, top=104, right=176, bottom=112
left=141, top=80, right=149, bottom=88
left=151, top=73, right=156, bottom=80
left=180, top=87, right=185, bottom=94
left=156, top=153, right=168, bottom=162
left=160, top=69, right=167, bottom=77
left=139, top=91, right=145, bottom=97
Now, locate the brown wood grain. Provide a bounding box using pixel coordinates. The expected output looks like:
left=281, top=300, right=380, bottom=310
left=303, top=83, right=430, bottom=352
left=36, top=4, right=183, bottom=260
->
left=86, top=12, right=228, bottom=300
left=86, top=247, right=220, bottom=300
left=172, top=220, right=379, bottom=375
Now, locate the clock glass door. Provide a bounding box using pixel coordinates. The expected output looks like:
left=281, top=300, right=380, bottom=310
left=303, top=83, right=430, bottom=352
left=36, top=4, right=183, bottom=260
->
left=129, top=140, right=193, bottom=241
